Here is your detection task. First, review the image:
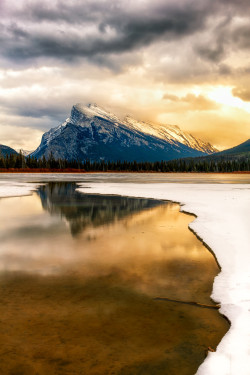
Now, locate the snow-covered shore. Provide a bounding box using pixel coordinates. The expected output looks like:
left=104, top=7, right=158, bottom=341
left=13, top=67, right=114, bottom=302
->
left=77, top=182, right=250, bottom=375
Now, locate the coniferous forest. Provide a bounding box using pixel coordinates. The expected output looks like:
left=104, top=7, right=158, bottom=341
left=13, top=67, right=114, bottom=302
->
left=0, top=151, right=249, bottom=173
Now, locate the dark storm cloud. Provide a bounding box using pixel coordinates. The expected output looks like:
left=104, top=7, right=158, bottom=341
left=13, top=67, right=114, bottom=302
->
left=16, top=106, right=67, bottom=120
left=0, top=0, right=250, bottom=71
left=1, top=0, right=249, bottom=74
left=0, top=94, right=69, bottom=123
left=0, top=1, right=216, bottom=64
left=193, top=12, right=232, bottom=63
left=196, top=43, right=226, bottom=63
left=23, top=1, right=115, bottom=24
left=231, top=25, right=250, bottom=50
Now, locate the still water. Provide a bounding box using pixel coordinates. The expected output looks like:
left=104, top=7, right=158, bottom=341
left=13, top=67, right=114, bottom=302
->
left=0, top=182, right=228, bottom=375
left=0, top=172, right=250, bottom=184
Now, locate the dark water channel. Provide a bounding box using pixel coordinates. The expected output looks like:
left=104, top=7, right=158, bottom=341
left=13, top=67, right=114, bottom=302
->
left=0, top=182, right=229, bottom=375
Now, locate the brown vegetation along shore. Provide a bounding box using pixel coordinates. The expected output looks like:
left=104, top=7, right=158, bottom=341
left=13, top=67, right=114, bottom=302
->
left=0, top=168, right=249, bottom=174
left=0, top=168, right=87, bottom=173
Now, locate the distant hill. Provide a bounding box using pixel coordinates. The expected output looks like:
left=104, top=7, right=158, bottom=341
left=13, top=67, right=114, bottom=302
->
left=209, top=139, right=250, bottom=159
left=164, top=139, right=250, bottom=172
left=30, top=103, right=217, bottom=162
left=0, top=144, right=18, bottom=157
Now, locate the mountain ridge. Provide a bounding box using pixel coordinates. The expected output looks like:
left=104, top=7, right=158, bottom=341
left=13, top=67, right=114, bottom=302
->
left=182, top=139, right=250, bottom=162
left=30, top=103, right=217, bottom=162
left=70, top=103, right=217, bottom=153
left=211, top=139, right=250, bottom=158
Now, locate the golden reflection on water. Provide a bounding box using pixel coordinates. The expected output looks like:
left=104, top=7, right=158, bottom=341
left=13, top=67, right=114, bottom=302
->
left=0, top=183, right=229, bottom=375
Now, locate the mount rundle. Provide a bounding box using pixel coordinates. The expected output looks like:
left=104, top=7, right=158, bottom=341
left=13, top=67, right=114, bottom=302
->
left=31, top=103, right=217, bottom=162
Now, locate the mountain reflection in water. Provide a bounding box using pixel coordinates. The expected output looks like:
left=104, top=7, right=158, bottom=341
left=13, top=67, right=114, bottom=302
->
left=37, top=182, right=162, bottom=236
left=0, top=182, right=229, bottom=375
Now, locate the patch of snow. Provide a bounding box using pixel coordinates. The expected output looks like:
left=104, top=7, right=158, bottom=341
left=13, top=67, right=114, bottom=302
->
left=124, top=116, right=217, bottom=153
left=73, top=103, right=121, bottom=123
left=14, top=148, right=34, bottom=156
left=77, top=181, right=250, bottom=375
left=0, top=181, right=40, bottom=198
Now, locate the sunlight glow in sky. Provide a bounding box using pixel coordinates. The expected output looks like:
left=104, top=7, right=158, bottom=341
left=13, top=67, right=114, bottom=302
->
left=208, top=87, right=250, bottom=113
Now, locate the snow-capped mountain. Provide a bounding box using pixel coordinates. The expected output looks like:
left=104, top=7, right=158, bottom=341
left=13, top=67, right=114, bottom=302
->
left=123, top=116, right=216, bottom=154
left=31, top=103, right=217, bottom=162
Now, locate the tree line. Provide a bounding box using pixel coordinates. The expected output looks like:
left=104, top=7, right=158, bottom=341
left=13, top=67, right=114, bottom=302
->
left=0, top=151, right=249, bottom=172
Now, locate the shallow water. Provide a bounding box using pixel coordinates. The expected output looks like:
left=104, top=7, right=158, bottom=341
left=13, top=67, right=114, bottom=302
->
left=0, top=182, right=229, bottom=374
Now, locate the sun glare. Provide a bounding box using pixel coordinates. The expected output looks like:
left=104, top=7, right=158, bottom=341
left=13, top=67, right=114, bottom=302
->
left=208, top=87, right=250, bottom=113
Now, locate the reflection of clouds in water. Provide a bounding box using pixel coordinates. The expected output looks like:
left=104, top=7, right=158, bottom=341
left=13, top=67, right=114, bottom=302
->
left=0, top=183, right=219, bottom=304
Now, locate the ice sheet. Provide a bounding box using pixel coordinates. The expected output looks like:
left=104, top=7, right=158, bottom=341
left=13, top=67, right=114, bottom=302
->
left=0, top=181, right=39, bottom=198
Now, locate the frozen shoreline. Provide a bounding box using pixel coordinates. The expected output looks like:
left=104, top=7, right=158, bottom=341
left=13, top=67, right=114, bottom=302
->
left=77, top=182, right=250, bottom=375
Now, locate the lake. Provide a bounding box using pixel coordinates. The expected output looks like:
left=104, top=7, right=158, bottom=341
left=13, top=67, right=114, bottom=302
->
left=0, top=172, right=250, bottom=185
left=0, top=181, right=229, bottom=374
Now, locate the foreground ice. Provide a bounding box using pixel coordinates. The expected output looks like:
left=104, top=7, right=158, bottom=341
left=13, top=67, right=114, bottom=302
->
left=0, top=181, right=39, bottom=198
left=77, top=182, right=250, bottom=375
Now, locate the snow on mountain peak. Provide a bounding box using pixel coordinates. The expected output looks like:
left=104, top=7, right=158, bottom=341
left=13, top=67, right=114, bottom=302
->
left=123, top=116, right=216, bottom=153
left=72, top=103, right=120, bottom=123
left=68, top=103, right=217, bottom=153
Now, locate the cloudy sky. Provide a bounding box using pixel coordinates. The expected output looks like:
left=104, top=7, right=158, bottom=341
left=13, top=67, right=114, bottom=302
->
left=1, top=0, right=250, bottom=151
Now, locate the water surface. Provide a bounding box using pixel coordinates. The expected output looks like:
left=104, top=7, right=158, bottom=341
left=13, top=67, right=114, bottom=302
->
left=0, top=172, right=250, bottom=184
left=0, top=182, right=229, bottom=374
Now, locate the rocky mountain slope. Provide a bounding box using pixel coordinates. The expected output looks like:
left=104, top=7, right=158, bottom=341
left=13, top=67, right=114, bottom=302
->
left=31, top=103, right=217, bottom=162
left=0, top=144, right=18, bottom=157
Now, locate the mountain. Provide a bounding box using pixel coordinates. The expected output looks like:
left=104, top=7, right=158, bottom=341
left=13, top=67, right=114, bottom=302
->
left=17, top=149, right=33, bottom=156
left=187, top=139, right=250, bottom=162
left=210, top=139, right=250, bottom=159
left=31, top=103, right=217, bottom=162
left=123, top=116, right=216, bottom=154
left=0, top=144, right=18, bottom=157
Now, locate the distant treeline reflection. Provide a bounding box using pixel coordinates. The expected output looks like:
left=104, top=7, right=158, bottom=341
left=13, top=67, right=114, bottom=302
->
left=0, top=151, right=249, bottom=172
